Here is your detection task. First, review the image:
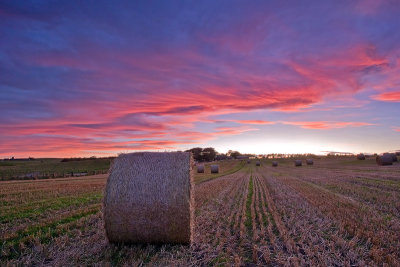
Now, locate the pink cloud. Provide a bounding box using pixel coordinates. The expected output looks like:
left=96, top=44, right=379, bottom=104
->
left=281, top=121, right=375, bottom=130
left=234, top=120, right=275, bottom=125
left=372, top=91, right=400, bottom=102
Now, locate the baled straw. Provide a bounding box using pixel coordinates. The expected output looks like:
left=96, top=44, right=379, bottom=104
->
left=306, top=159, right=314, bottom=165
left=103, top=152, right=193, bottom=244
left=197, top=164, right=205, bottom=173
left=272, top=161, right=278, bottom=167
left=256, top=161, right=261, bottom=166
left=357, top=154, right=366, bottom=160
left=210, top=164, right=219, bottom=173
left=294, top=160, right=302, bottom=167
left=376, top=154, right=393, bottom=166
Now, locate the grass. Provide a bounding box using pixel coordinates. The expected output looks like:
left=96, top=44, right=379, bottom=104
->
left=194, top=160, right=246, bottom=184
left=0, top=192, right=102, bottom=223
left=1, top=208, right=100, bottom=260
left=0, top=158, right=112, bottom=180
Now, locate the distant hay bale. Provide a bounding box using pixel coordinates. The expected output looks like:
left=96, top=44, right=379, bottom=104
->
left=247, top=160, right=251, bottom=164
left=376, top=154, right=393, bottom=166
left=294, top=160, right=302, bottom=167
left=390, top=153, right=398, bottom=162
left=272, top=161, right=278, bottom=167
left=103, top=152, right=193, bottom=244
left=357, top=154, right=366, bottom=160
left=306, top=159, right=313, bottom=165
left=197, top=164, right=204, bottom=173
left=256, top=161, right=261, bottom=166
left=211, top=164, right=219, bottom=173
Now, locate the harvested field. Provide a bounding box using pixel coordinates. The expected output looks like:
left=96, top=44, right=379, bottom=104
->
left=1, top=158, right=399, bottom=266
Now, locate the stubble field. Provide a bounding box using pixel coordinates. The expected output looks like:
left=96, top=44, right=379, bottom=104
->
left=1, top=157, right=399, bottom=266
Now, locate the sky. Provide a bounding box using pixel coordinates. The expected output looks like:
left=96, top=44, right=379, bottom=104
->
left=1, top=0, right=400, bottom=158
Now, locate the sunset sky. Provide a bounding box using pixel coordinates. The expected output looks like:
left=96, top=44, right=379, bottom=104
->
left=1, top=0, right=399, bottom=158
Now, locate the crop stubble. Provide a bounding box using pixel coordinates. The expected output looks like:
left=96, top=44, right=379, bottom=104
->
left=1, top=159, right=399, bottom=266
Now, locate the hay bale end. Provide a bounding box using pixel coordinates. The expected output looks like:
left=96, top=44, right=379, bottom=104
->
left=357, top=154, right=366, bottom=160
left=294, top=160, right=302, bottom=167
left=211, top=164, right=219, bottom=173
left=103, top=152, right=193, bottom=244
left=376, top=154, right=393, bottom=166
left=197, top=164, right=204, bottom=173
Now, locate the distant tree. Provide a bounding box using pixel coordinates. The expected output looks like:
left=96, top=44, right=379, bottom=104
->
left=230, top=151, right=241, bottom=159
left=202, top=147, right=217, bottom=161
left=185, top=147, right=203, bottom=161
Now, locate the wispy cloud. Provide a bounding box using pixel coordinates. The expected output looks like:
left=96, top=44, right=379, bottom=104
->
left=372, top=91, right=400, bottom=102
left=281, top=121, right=375, bottom=130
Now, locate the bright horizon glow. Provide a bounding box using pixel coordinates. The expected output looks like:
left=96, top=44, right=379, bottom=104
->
left=1, top=1, right=399, bottom=158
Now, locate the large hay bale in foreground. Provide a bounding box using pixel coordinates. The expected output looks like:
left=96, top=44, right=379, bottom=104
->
left=103, top=152, right=193, bottom=244
left=197, top=164, right=204, bottom=173
left=357, top=154, right=366, bottom=160
left=376, top=154, right=393, bottom=166
left=306, top=159, right=313, bottom=165
left=272, top=161, right=278, bottom=167
left=294, top=160, right=302, bottom=167
left=256, top=161, right=261, bottom=166
left=211, top=164, right=219, bottom=173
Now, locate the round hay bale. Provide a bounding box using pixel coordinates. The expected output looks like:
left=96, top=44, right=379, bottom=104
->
left=376, top=154, right=393, bottom=166
left=247, top=160, right=251, bottom=164
left=306, top=159, right=313, bottom=165
left=390, top=153, right=398, bottom=162
left=272, top=161, right=278, bottom=167
left=211, top=164, right=219, bottom=173
left=103, top=152, right=193, bottom=244
left=357, top=154, right=366, bottom=160
left=294, top=160, right=302, bottom=167
left=256, top=161, right=261, bottom=166
left=197, top=164, right=204, bottom=173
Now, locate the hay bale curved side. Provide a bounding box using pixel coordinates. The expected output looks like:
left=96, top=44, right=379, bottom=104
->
left=390, top=153, right=398, bottom=162
left=210, top=164, right=219, bottom=173
left=306, top=159, right=314, bottom=165
left=103, top=152, right=193, bottom=244
left=256, top=161, right=261, bottom=166
left=376, top=154, right=393, bottom=166
left=294, top=160, right=302, bottom=167
left=272, top=161, right=278, bottom=167
left=357, top=154, right=366, bottom=160
left=197, top=164, right=204, bottom=173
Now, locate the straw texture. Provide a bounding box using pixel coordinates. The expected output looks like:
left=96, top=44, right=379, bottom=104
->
left=197, top=164, right=205, bottom=173
left=376, top=154, right=393, bottom=166
left=294, top=160, right=302, bottom=166
left=210, top=165, right=219, bottom=173
left=357, top=154, right=366, bottom=160
left=103, top=152, right=194, bottom=244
